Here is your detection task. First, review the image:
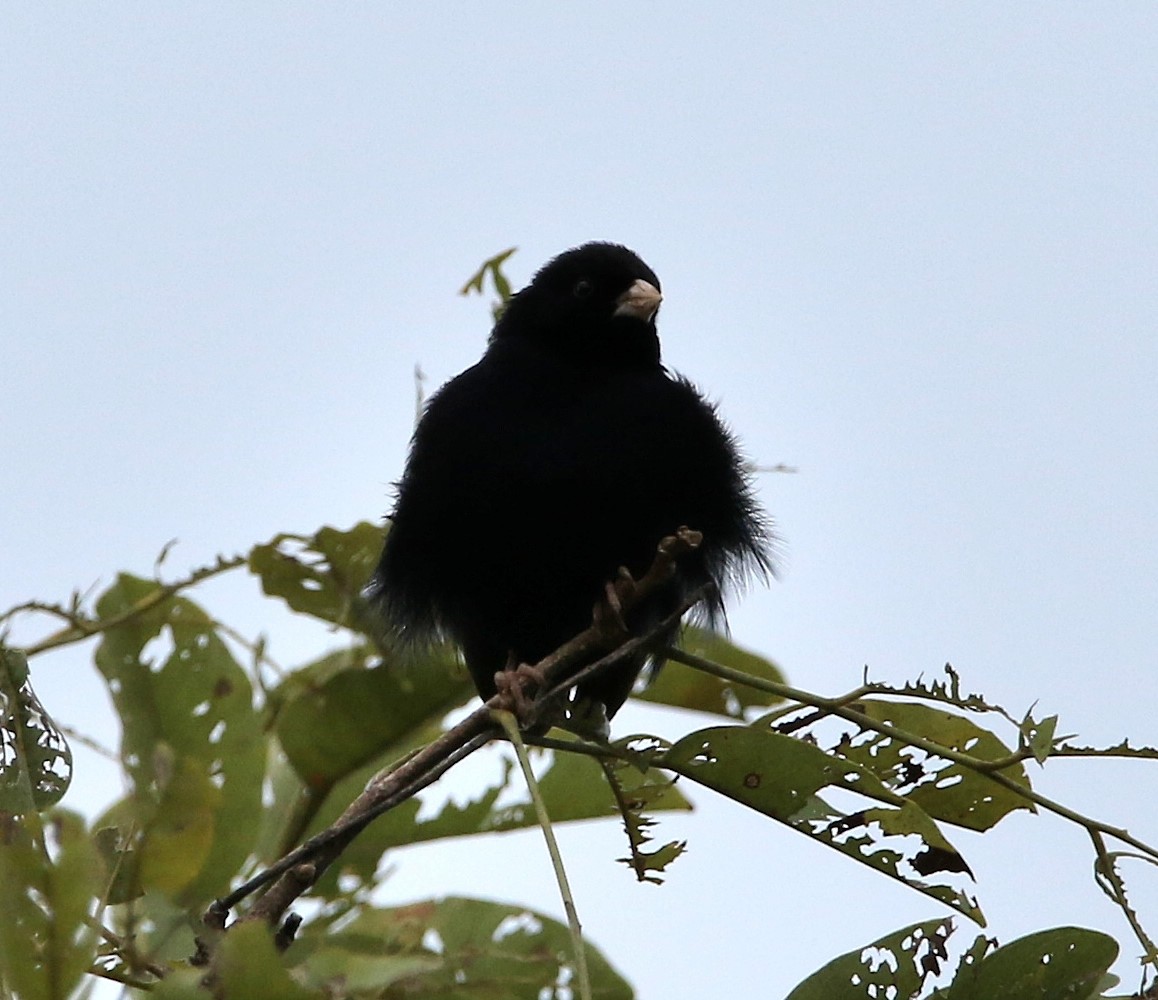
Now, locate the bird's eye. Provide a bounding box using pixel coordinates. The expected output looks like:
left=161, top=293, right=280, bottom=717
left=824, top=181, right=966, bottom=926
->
left=572, top=279, right=594, bottom=299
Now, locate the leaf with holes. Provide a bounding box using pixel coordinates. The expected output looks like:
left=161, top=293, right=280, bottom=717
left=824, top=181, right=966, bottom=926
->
left=1023, top=713, right=1059, bottom=765
left=810, top=700, right=1035, bottom=831
left=945, top=926, right=1117, bottom=999
left=786, top=917, right=955, bottom=999
left=0, top=645, right=72, bottom=813
left=664, top=726, right=984, bottom=925
left=93, top=574, right=264, bottom=903
left=137, top=753, right=219, bottom=895
left=248, top=521, right=384, bottom=629
left=0, top=810, right=102, bottom=1000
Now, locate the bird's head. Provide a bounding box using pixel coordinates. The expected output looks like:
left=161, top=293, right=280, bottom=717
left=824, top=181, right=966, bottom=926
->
left=492, top=242, right=663, bottom=368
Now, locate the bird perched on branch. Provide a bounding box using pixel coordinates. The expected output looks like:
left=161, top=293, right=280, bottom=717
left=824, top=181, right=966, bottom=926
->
left=372, top=242, right=773, bottom=731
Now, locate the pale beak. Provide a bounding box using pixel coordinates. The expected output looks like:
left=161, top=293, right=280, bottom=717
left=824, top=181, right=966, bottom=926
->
left=613, top=279, right=662, bottom=322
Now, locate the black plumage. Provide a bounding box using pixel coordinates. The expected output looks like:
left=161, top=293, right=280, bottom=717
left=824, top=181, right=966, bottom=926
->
left=372, top=242, right=772, bottom=725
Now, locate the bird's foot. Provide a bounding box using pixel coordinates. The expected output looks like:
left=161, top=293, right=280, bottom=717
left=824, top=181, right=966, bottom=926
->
left=590, top=528, right=704, bottom=642
left=493, top=661, right=547, bottom=726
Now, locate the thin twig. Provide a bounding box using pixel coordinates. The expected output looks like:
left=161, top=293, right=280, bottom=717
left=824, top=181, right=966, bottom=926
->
left=496, top=709, right=591, bottom=1000
left=19, top=555, right=247, bottom=656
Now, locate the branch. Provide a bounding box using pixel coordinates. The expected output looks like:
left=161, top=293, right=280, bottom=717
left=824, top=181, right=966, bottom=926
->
left=11, top=554, right=246, bottom=657
left=232, top=721, right=495, bottom=926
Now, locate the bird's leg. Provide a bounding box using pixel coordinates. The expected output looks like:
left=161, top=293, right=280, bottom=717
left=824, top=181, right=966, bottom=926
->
left=590, top=529, right=703, bottom=644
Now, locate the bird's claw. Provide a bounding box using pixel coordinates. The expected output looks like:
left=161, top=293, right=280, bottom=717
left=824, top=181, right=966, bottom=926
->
left=640, top=527, right=702, bottom=589
left=493, top=661, right=547, bottom=725
left=593, top=573, right=633, bottom=642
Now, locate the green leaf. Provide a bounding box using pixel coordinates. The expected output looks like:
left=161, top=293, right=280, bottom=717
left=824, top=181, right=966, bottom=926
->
left=272, top=642, right=473, bottom=790
left=93, top=574, right=264, bottom=904
left=295, top=896, right=633, bottom=999
left=0, top=645, right=72, bottom=812
left=215, top=920, right=316, bottom=1000
left=137, top=754, right=219, bottom=895
left=637, top=627, right=785, bottom=718
left=248, top=521, right=384, bottom=630
left=0, top=811, right=102, bottom=1000
left=128, top=888, right=201, bottom=967
left=296, top=940, right=440, bottom=994
left=1055, top=737, right=1158, bottom=761
left=460, top=247, right=519, bottom=321
left=664, top=725, right=984, bottom=924
left=1023, top=713, right=1059, bottom=765
left=786, top=917, right=954, bottom=999
left=363, top=737, right=690, bottom=850
left=92, top=825, right=143, bottom=905
left=823, top=700, right=1035, bottom=831
left=250, top=744, right=313, bottom=866
left=493, top=266, right=512, bottom=303
left=929, top=933, right=997, bottom=1000
left=946, top=926, right=1118, bottom=999
left=151, top=966, right=216, bottom=999
left=459, top=247, right=518, bottom=299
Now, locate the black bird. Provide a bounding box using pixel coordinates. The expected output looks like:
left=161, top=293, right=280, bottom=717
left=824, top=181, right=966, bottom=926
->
left=372, top=242, right=772, bottom=728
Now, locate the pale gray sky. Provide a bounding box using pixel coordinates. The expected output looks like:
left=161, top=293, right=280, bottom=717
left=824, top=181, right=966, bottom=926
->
left=4, top=7, right=1157, bottom=997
